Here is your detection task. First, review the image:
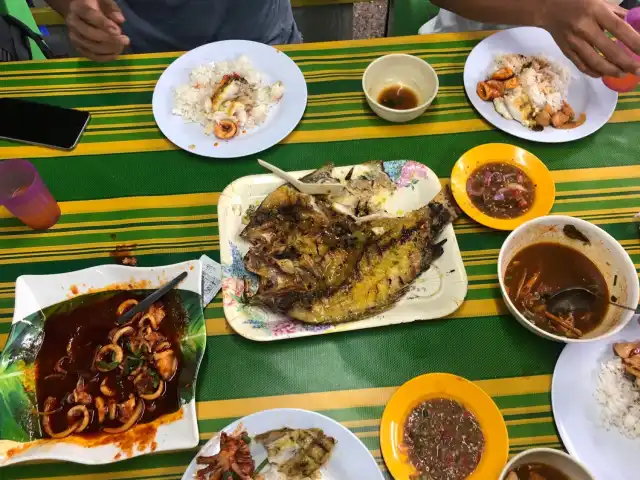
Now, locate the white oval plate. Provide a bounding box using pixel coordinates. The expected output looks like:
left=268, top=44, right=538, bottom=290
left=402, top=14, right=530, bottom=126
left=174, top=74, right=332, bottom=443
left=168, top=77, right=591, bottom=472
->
left=153, top=40, right=307, bottom=158
left=181, top=408, right=384, bottom=480
left=464, top=27, right=618, bottom=143
left=218, top=160, right=468, bottom=341
left=553, top=318, right=640, bottom=480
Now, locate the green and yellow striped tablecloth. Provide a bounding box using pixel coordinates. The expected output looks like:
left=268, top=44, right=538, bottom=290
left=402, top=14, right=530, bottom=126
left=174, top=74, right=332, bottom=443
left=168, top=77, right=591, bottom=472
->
left=0, top=32, right=639, bottom=480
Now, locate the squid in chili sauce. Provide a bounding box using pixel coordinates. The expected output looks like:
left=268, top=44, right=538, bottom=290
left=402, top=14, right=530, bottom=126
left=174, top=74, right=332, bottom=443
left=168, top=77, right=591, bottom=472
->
left=35, top=292, right=183, bottom=439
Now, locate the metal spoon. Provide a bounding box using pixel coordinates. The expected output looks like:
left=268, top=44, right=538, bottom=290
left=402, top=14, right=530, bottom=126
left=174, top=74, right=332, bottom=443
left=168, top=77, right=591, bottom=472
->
left=258, top=159, right=345, bottom=196
left=117, top=271, right=188, bottom=324
left=546, top=287, right=639, bottom=316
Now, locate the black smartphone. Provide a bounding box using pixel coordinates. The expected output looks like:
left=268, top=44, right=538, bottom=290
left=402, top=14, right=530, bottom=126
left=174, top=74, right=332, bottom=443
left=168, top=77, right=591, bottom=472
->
left=0, top=98, right=91, bottom=150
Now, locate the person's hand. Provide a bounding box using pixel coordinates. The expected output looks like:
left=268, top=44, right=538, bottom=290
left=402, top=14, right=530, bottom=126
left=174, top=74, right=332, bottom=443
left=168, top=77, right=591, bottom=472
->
left=540, top=0, right=640, bottom=78
left=65, top=0, right=130, bottom=62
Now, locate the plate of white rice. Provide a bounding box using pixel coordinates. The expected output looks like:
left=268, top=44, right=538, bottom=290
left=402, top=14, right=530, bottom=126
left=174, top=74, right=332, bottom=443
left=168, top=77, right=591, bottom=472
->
left=153, top=40, right=307, bottom=158
left=464, top=27, right=618, bottom=143
left=553, top=318, right=640, bottom=480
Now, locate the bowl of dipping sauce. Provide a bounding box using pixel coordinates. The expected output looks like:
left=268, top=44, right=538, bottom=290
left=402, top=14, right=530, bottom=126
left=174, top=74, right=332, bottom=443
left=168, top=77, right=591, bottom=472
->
left=450, top=143, right=555, bottom=231
left=499, top=448, right=595, bottom=480
left=362, top=54, right=439, bottom=123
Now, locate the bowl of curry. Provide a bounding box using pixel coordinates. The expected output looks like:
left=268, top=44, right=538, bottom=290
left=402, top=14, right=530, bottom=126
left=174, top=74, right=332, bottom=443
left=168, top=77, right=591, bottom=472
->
left=498, top=216, right=639, bottom=343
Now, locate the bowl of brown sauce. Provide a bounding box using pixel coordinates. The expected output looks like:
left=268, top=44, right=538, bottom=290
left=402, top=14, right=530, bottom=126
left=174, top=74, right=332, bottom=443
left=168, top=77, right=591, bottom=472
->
left=362, top=54, right=439, bottom=123
left=499, top=448, right=595, bottom=480
left=498, top=215, right=639, bottom=343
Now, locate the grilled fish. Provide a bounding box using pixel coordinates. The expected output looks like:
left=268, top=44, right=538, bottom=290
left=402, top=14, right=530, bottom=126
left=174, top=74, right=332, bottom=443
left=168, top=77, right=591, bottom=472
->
left=255, top=428, right=335, bottom=477
left=241, top=163, right=390, bottom=312
left=288, top=188, right=460, bottom=324
left=240, top=163, right=460, bottom=324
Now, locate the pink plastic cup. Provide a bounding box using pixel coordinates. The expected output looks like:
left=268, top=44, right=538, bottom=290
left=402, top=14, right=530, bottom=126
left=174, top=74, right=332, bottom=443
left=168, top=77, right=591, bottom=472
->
left=0, top=159, right=61, bottom=230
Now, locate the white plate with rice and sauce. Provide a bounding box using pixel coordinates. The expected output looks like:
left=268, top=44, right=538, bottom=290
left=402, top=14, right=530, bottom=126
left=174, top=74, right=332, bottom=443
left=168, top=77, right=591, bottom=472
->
left=153, top=40, right=307, bottom=159
left=553, top=318, right=640, bottom=480
left=464, top=27, right=618, bottom=143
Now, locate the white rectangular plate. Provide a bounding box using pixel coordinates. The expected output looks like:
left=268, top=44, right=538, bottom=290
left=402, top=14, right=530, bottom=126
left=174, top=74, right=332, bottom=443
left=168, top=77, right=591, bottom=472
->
left=219, top=160, right=468, bottom=341
left=0, top=260, right=203, bottom=466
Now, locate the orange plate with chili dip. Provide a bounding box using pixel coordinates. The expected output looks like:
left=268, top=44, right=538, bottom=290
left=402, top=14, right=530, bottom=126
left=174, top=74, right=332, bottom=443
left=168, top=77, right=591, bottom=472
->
left=450, top=143, right=555, bottom=231
left=380, top=373, right=508, bottom=480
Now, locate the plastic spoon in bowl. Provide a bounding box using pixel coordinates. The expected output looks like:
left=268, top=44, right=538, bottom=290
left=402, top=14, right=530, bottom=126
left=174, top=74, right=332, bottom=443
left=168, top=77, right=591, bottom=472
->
left=546, top=287, right=639, bottom=316
left=257, top=159, right=345, bottom=196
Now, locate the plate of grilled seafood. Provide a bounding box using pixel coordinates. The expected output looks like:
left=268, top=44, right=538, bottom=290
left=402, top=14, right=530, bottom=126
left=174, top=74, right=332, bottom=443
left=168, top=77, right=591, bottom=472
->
left=218, top=160, right=468, bottom=341
left=182, top=408, right=384, bottom=480
left=464, top=27, right=617, bottom=143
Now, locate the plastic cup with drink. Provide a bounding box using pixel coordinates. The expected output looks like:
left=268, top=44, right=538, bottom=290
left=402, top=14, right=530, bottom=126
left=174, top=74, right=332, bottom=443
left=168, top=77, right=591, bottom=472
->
left=0, top=159, right=61, bottom=230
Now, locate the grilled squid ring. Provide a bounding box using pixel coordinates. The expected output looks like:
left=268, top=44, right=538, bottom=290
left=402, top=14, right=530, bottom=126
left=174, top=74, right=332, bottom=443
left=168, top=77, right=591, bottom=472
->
left=42, top=397, right=80, bottom=439
left=485, top=79, right=505, bottom=97
left=100, top=377, right=117, bottom=397
left=67, top=405, right=91, bottom=433
left=476, top=81, right=501, bottom=101
left=139, top=314, right=157, bottom=331
left=116, top=299, right=138, bottom=316
left=95, top=344, right=123, bottom=372
left=111, top=326, right=134, bottom=345
left=139, top=379, right=165, bottom=401
left=102, top=400, right=144, bottom=434
left=213, top=120, right=238, bottom=139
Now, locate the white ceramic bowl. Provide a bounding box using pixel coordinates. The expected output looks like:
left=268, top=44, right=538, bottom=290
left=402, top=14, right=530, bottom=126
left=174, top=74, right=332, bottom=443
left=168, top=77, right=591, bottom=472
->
left=499, top=448, right=595, bottom=480
left=498, top=215, right=639, bottom=343
left=362, top=54, right=439, bottom=123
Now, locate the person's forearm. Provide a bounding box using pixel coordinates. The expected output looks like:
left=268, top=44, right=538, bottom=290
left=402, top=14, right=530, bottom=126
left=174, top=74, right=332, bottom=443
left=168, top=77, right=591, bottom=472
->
left=45, top=0, right=73, bottom=17
left=431, top=0, right=548, bottom=27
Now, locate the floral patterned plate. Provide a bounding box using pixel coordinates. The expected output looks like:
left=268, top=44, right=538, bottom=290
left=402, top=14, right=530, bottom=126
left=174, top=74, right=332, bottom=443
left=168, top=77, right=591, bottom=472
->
left=218, top=161, right=468, bottom=341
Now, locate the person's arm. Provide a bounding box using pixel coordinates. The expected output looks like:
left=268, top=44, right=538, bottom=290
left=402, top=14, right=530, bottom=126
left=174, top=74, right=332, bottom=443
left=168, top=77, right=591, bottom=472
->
left=46, top=0, right=73, bottom=17
left=432, top=0, right=640, bottom=78
left=44, top=0, right=129, bottom=62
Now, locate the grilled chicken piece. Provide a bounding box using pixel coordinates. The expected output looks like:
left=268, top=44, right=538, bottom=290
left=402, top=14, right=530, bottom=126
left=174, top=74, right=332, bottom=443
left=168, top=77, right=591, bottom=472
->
left=255, top=428, right=335, bottom=477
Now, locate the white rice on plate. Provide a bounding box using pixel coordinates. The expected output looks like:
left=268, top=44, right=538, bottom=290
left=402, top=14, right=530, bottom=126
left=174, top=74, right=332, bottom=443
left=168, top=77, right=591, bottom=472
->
left=595, top=357, right=640, bottom=438
left=172, top=55, right=284, bottom=136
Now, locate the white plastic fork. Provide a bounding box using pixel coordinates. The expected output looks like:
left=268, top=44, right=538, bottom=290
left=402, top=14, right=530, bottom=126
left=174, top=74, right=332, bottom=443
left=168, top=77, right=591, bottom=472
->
left=257, top=159, right=345, bottom=196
